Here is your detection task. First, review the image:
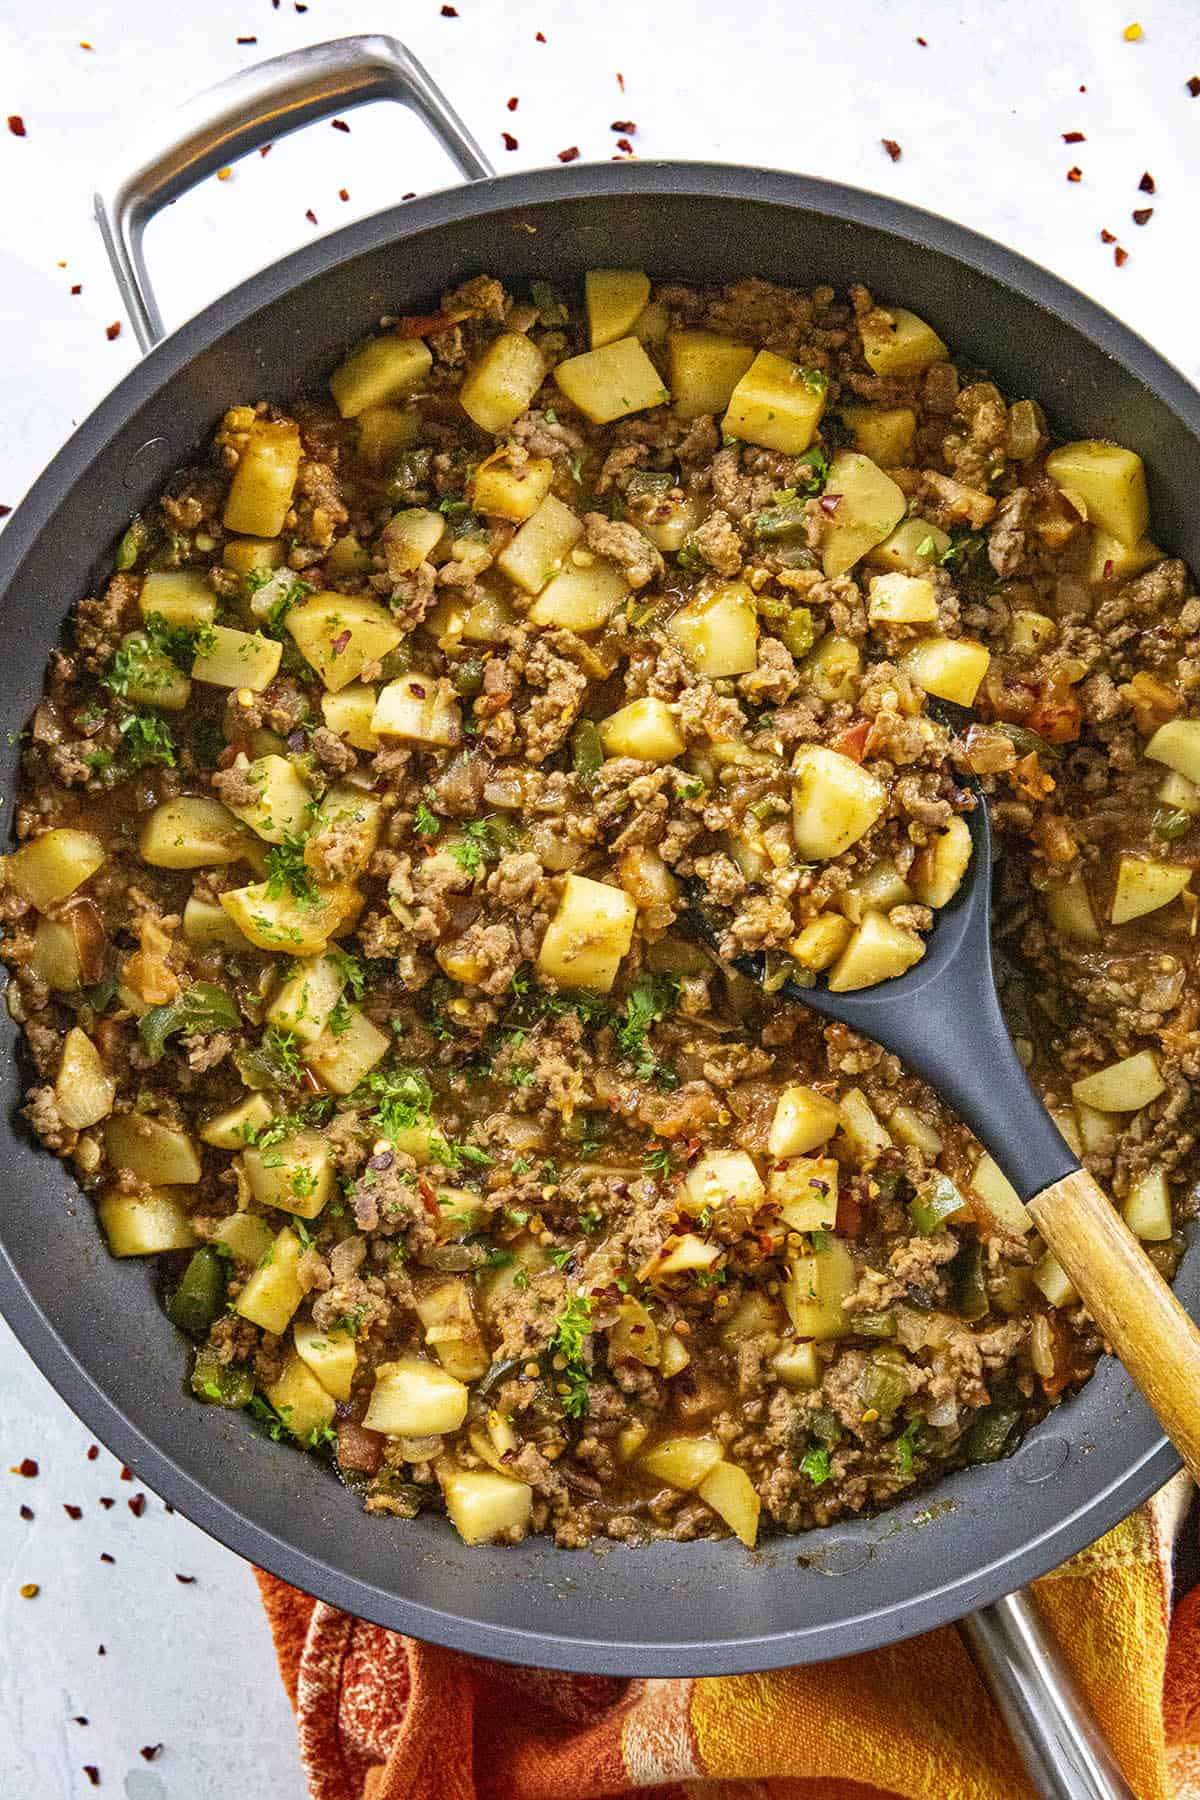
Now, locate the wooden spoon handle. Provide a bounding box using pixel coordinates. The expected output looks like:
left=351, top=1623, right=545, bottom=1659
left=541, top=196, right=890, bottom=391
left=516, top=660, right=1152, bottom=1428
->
left=1028, top=1168, right=1200, bottom=1485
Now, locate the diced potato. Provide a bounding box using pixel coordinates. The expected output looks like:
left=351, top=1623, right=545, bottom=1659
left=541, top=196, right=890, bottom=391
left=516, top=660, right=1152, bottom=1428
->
left=609, top=1298, right=661, bottom=1368
left=313, top=786, right=383, bottom=881
left=1045, top=440, right=1149, bottom=548
left=460, top=332, right=545, bottom=432
left=1044, top=875, right=1101, bottom=943
left=803, top=641, right=865, bottom=711
left=772, top=1341, right=821, bottom=1388
left=363, top=1356, right=468, bottom=1437
left=380, top=507, right=448, bottom=573
left=829, top=909, right=924, bottom=990
left=106, top=1115, right=201, bottom=1186
left=286, top=592, right=403, bottom=692
left=1084, top=529, right=1162, bottom=586
left=783, top=1236, right=855, bottom=1340
left=666, top=330, right=756, bottom=420
left=200, top=1092, right=274, bottom=1150
left=791, top=744, right=886, bottom=860
left=528, top=558, right=630, bottom=631
left=320, top=684, right=380, bottom=752
left=790, top=913, right=853, bottom=973
left=55, top=1028, right=116, bottom=1130
left=235, top=1227, right=305, bottom=1335
left=586, top=269, right=652, bottom=348
left=635, top=491, right=707, bottom=554
left=719, top=1294, right=781, bottom=1346
left=901, top=636, right=991, bottom=707
left=112, top=630, right=191, bottom=709
left=1158, top=770, right=1200, bottom=816
left=837, top=859, right=913, bottom=924
left=769, top=1156, right=840, bottom=1232
left=867, top=518, right=951, bottom=574
left=536, top=873, right=637, bottom=992
left=1008, top=611, right=1058, bottom=655
left=1111, top=855, right=1191, bottom=924
left=909, top=815, right=973, bottom=910
left=266, top=953, right=347, bottom=1044
left=224, top=421, right=302, bottom=538
left=293, top=1317, right=358, bottom=1401
left=5, top=829, right=105, bottom=911
left=414, top=1279, right=488, bottom=1382
left=218, top=880, right=362, bottom=956
left=722, top=350, right=827, bottom=455
left=182, top=896, right=254, bottom=953
left=212, top=1210, right=275, bottom=1266
left=33, top=917, right=82, bottom=992
left=220, top=754, right=312, bottom=845
left=426, top=588, right=515, bottom=646
left=139, top=569, right=217, bottom=631
left=679, top=1150, right=765, bottom=1217
left=768, top=1086, right=840, bottom=1158
left=191, top=624, right=282, bottom=692
left=140, top=796, right=251, bottom=870
left=599, top=697, right=685, bottom=763
left=555, top=336, right=668, bottom=424
left=1145, top=719, right=1200, bottom=786
left=820, top=452, right=908, bottom=578
left=667, top=582, right=759, bottom=677
left=659, top=1332, right=691, bottom=1377
left=471, top=454, right=554, bottom=523
left=1072, top=1051, right=1166, bottom=1113
left=496, top=495, right=584, bottom=594
left=698, top=1460, right=760, bottom=1548
left=329, top=334, right=432, bottom=418
left=1032, top=1251, right=1077, bottom=1309
left=860, top=306, right=948, bottom=377
left=265, top=1353, right=336, bottom=1441
left=223, top=537, right=286, bottom=578
left=867, top=571, right=938, bottom=625
left=355, top=402, right=421, bottom=468
left=1074, top=1101, right=1119, bottom=1158
left=441, top=1467, right=533, bottom=1545
left=837, top=1087, right=892, bottom=1159
left=840, top=405, right=917, bottom=468
left=654, top=1233, right=723, bottom=1277
left=98, top=1186, right=197, bottom=1257
left=305, top=1007, right=390, bottom=1095
left=325, top=534, right=373, bottom=578
left=371, top=674, right=462, bottom=745
left=618, top=844, right=679, bottom=911
left=1050, top=1106, right=1084, bottom=1159
left=889, top=1103, right=943, bottom=1158
left=1123, top=1167, right=1172, bottom=1241
left=969, top=1153, right=1030, bottom=1238
left=639, top=1435, right=723, bottom=1490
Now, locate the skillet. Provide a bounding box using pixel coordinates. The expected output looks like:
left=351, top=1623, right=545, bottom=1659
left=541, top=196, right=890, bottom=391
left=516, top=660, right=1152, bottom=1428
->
left=0, top=34, right=1195, bottom=1681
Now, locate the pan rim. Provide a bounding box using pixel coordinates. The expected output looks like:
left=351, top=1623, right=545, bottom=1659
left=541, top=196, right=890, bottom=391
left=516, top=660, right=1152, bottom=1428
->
left=0, top=157, right=1191, bottom=1674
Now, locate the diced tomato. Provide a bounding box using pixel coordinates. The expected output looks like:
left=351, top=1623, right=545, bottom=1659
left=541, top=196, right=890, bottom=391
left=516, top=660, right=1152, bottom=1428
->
left=832, top=718, right=871, bottom=763
left=394, top=312, right=458, bottom=339
left=836, top=1185, right=866, bottom=1239
left=1028, top=675, right=1082, bottom=745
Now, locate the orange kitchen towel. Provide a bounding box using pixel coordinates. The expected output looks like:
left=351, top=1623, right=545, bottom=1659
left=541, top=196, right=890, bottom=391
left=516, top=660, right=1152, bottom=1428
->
left=258, top=1472, right=1200, bottom=1800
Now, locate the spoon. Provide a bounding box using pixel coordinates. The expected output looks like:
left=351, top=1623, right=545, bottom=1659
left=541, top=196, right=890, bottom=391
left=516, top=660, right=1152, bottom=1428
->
left=692, top=778, right=1200, bottom=1483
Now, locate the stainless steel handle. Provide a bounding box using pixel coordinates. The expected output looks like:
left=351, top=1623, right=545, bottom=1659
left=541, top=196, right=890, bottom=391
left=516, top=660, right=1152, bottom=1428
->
left=959, top=1591, right=1135, bottom=1800
left=94, top=34, right=495, bottom=352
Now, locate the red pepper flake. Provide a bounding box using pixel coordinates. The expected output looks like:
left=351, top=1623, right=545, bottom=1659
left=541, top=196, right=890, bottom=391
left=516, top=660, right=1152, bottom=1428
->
left=305, top=209, right=318, bottom=225
left=98, top=1496, right=114, bottom=1509
left=441, top=3, right=458, bottom=12
left=408, top=680, right=426, bottom=699
left=97, top=1644, right=106, bottom=1655
left=295, top=3, right=308, bottom=12
left=87, top=1446, right=99, bottom=1461
left=260, top=144, right=271, bottom=157
left=616, top=70, right=625, bottom=88
left=535, top=30, right=546, bottom=42
left=1132, top=206, right=1153, bottom=225
left=330, top=629, right=352, bottom=658
left=106, top=321, right=121, bottom=341
left=616, top=138, right=633, bottom=155
left=1139, top=171, right=1155, bottom=193
left=332, top=119, right=350, bottom=133
left=1188, top=76, right=1200, bottom=97
left=70, top=284, right=82, bottom=295
left=236, top=34, right=258, bottom=43
left=128, top=1492, right=147, bottom=1517
left=557, top=146, right=580, bottom=163
left=75, top=1718, right=88, bottom=1726
left=1062, top=130, right=1085, bottom=142
left=916, top=35, right=927, bottom=45
left=1103, top=558, right=1115, bottom=578
left=881, top=138, right=902, bottom=162
left=63, top=1503, right=82, bottom=1520
left=12, top=1458, right=38, bottom=1477
left=99, top=1552, right=115, bottom=1564
left=339, top=188, right=350, bottom=202
left=611, top=120, right=636, bottom=133
left=1100, top=228, right=1117, bottom=243
left=819, top=493, right=842, bottom=516
left=140, top=1746, right=162, bottom=1762
left=83, top=1768, right=100, bottom=1787
left=19, top=1504, right=33, bottom=1520
left=175, top=1572, right=196, bottom=1584
left=120, top=1466, right=132, bottom=1481
left=402, top=191, right=415, bottom=200
left=19, top=1581, right=39, bottom=1598
left=1115, top=246, right=1129, bottom=267
left=7, top=115, right=26, bottom=137
left=506, top=96, right=518, bottom=111
left=502, top=132, right=519, bottom=151
left=1066, top=166, right=1082, bottom=183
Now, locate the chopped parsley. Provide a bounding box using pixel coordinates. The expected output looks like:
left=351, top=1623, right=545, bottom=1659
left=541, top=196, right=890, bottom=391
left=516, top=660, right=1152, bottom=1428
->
left=263, top=836, right=320, bottom=909
left=413, top=800, right=441, bottom=838
left=799, top=1445, right=832, bottom=1486
left=119, top=710, right=177, bottom=769
left=894, top=1415, right=924, bottom=1480
left=615, top=973, right=681, bottom=1081
left=549, top=1293, right=593, bottom=1419
left=643, top=1145, right=673, bottom=1178
left=365, top=1066, right=433, bottom=1139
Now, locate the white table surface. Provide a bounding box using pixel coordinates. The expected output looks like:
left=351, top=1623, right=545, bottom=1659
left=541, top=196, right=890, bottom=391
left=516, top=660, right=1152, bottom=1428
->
left=1, top=2, right=1198, bottom=1794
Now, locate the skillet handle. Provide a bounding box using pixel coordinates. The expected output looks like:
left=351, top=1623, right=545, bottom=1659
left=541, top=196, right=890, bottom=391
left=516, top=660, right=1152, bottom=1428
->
left=94, top=34, right=495, bottom=352
left=959, top=1591, right=1135, bottom=1800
